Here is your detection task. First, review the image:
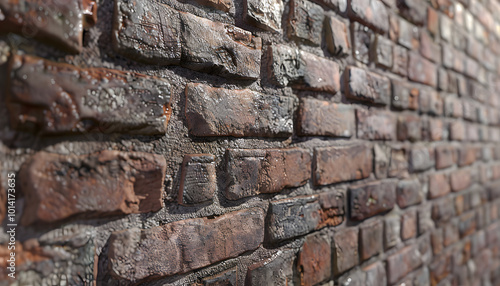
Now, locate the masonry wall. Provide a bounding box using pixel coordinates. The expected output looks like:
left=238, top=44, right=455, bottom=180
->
left=0, top=0, right=500, bottom=285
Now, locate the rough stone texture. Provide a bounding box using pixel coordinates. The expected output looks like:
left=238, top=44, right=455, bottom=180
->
left=8, top=54, right=172, bottom=135
left=325, top=16, right=350, bottom=56
left=298, top=98, right=355, bottom=137
left=349, top=0, right=389, bottom=33
left=288, top=0, right=324, bottom=45
left=113, top=0, right=261, bottom=79
left=185, top=83, right=294, bottom=137
left=19, top=150, right=167, bottom=225
left=246, top=251, right=294, bottom=286
left=297, top=234, right=331, bottom=285
left=349, top=180, right=397, bottom=221
left=226, top=148, right=311, bottom=200
left=313, top=143, right=372, bottom=186
left=332, top=228, right=359, bottom=275
left=178, top=154, right=216, bottom=205
left=245, top=0, right=283, bottom=31
left=344, top=66, right=391, bottom=105
left=108, top=208, right=265, bottom=283
left=0, top=0, right=96, bottom=53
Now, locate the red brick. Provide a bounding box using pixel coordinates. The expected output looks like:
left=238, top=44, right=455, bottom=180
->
left=7, top=54, right=172, bottom=135
left=297, top=234, right=331, bottom=285
left=356, top=109, right=396, bottom=140
left=349, top=0, right=389, bottom=33
left=397, top=114, right=422, bottom=142
left=225, top=148, right=311, bottom=200
left=428, top=173, right=451, bottom=199
left=420, top=31, right=441, bottom=63
left=298, top=98, right=355, bottom=137
left=19, top=151, right=167, bottom=225
left=313, top=143, right=372, bottom=186
left=386, top=246, right=423, bottom=284
left=344, top=66, right=391, bottom=105
left=349, top=180, right=397, bottom=221
left=185, top=83, right=294, bottom=137
left=317, top=190, right=346, bottom=228
left=0, top=0, right=96, bottom=53
left=450, top=169, right=472, bottom=192
left=332, top=228, right=359, bottom=275
left=408, top=52, right=438, bottom=87
left=458, top=146, right=477, bottom=166
left=360, top=219, right=383, bottom=260
left=397, top=179, right=422, bottom=208
left=325, top=16, right=350, bottom=56
left=113, top=0, right=261, bottom=78
left=178, top=154, right=216, bottom=205
left=427, top=7, right=439, bottom=36
left=401, top=209, right=417, bottom=240
left=426, top=118, right=446, bottom=141
left=435, top=145, right=457, bottom=169
left=108, top=208, right=265, bottom=283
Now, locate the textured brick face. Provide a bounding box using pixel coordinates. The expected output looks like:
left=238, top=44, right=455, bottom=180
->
left=349, top=180, right=397, bottom=221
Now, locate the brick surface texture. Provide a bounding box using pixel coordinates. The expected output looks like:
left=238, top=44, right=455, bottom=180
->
left=1, top=0, right=500, bottom=285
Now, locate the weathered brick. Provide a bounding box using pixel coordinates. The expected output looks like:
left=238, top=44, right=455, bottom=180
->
left=313, top=143, right=372, bottom=186
left=195, top=0, right=233, bottom=12
left=393, top=44, right=409, bottom=76
left=268, top=45, right=341, bottom=93
left=345, top=66, right=390, bottom=105
left=7, top=54, right=171, bottom=135
left=432, top=197, right=456, bottom=223
left=398, top=17, right=420, bottom=50
left=364, top=261, right=387, bottom=286
left=457, top=146, right=477, bottom=167
left=408, top=52, right=438, bottom=87
left=349, top=0, right=389, bottom=33
left=429, top=254, right=452, bottom=285
left=246, top=251, right=294, bottom=286
left=450, top=169, right=472, bottom=192
left=351, top=22, right=373, bottom=64
left=440, top=14, right=453, bottom=42
left=185, top=83, right=294, bottom=137
left=419, top=89, right=443, bottom=115
left=19, top=150, right=166, bottom=225
left=435, top=145, right=456, bottom=169
left=386, top=245, right=423, bottom=284
left=392, top=80, right=419, bottom=110
left=108, top=207, right=265, bottom=282
left=389, top=147, right=409, bottom=178
left=178, top=154, right=216, bottom=205
left=225, top=148, right=311, bottom=200
left=444, top=95, right=464, bottom=118
left=414, top=267, right=430, bottom=286
left=397, top=0, right=426, bottom=25
left=443, top=221, right=459, bottom=246
left=418, top=204, right=434, bottom=234
left=397, top=179, right=423, bottom=208
left=113, top=0, right=261, bottom=79
left=428, top=173, right=451, bottom=199
left=385, top=215, right=401, bottom=249
left=431, top=229, right=444, bottom=255
left=427, top=7, right=439, bottom=36
left=298, top=98, right=355, bottom=137
left=332, top=228, right=359, bottom=275
left=373, top=35, right=393, bottom=68
left=338, top=269, right=366, bottom=285
left=0, top=0, right=96, bottom=53
left=356, top=109, right=396, bottom=140
left=438, top=68, right=449, bottom=91
left=288, top=0, right=324, bottom=45
left=459, top=211, right=477, bottom=238
left=401, top=209, right=417, bottom=240
left=397, top=114, right=422, bottom=142
left=449, top=120, right=466, bottom=141
left=410, top=145, right=435, bottom=172
left=297, top=234, right=331, bottom=285
left=245, top=0, right=283, bottom=31
left=360, top=219, right=383, bottom=260
left=425, top=118, right=447, bottom=141
left=325, top=15, right=350, bottom=56
left=349, top=180, right=397, bottom=221
left=374, top=144, right=390, bottom=179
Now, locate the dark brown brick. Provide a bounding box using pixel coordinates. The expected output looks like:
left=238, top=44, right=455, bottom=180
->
left=344, top=66, right=391, bottom=105
left=185, top=83, right=294, bottom=137
left=386, top=246, right=423, bottom=284
left=7, top=54, right=172, bottom=135
left=226, top=148, right=311, bottom=200
left=450, top=169, right=471, bottom=192
left=349, top=0, right=389, bottom=33
left=359, top=219, right=383, bottom=260
left=19, top=150, right=166, bottom=225
left=435, top=145, right=457, bottom=169
left=298, top=98, right=355, bottom=137
left=349, top=180, right=397, bottom=221
left=108, top=208, right=265, bottom=283
left=428, top=173, right=451, bottom=199
left=0, top=0, right=96, bottom=53
left=332, top=228, right=359, bottom=275
left=178, top=154, right=216, bottom=205
left=297, top=234, right=331, bottom=285
left=401, top=209, right=417, bottom=240
left=318, top=190, right=345, bottom=228
left=288, top=0, right=324, bottom=45
left=113, top=0, right=261, bottom=79
left=313, top=143, right=372, bottom=186
left=397, top=179, right=422, bottom=208
left=325, top=16, right=350, bottom=56
left=408, top=52, right=438, bottom=87
left=356, top=109, right=396, bottom=140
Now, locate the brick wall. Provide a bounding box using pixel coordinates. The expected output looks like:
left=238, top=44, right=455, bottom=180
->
left=0, top=0, right=500, bottom=285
